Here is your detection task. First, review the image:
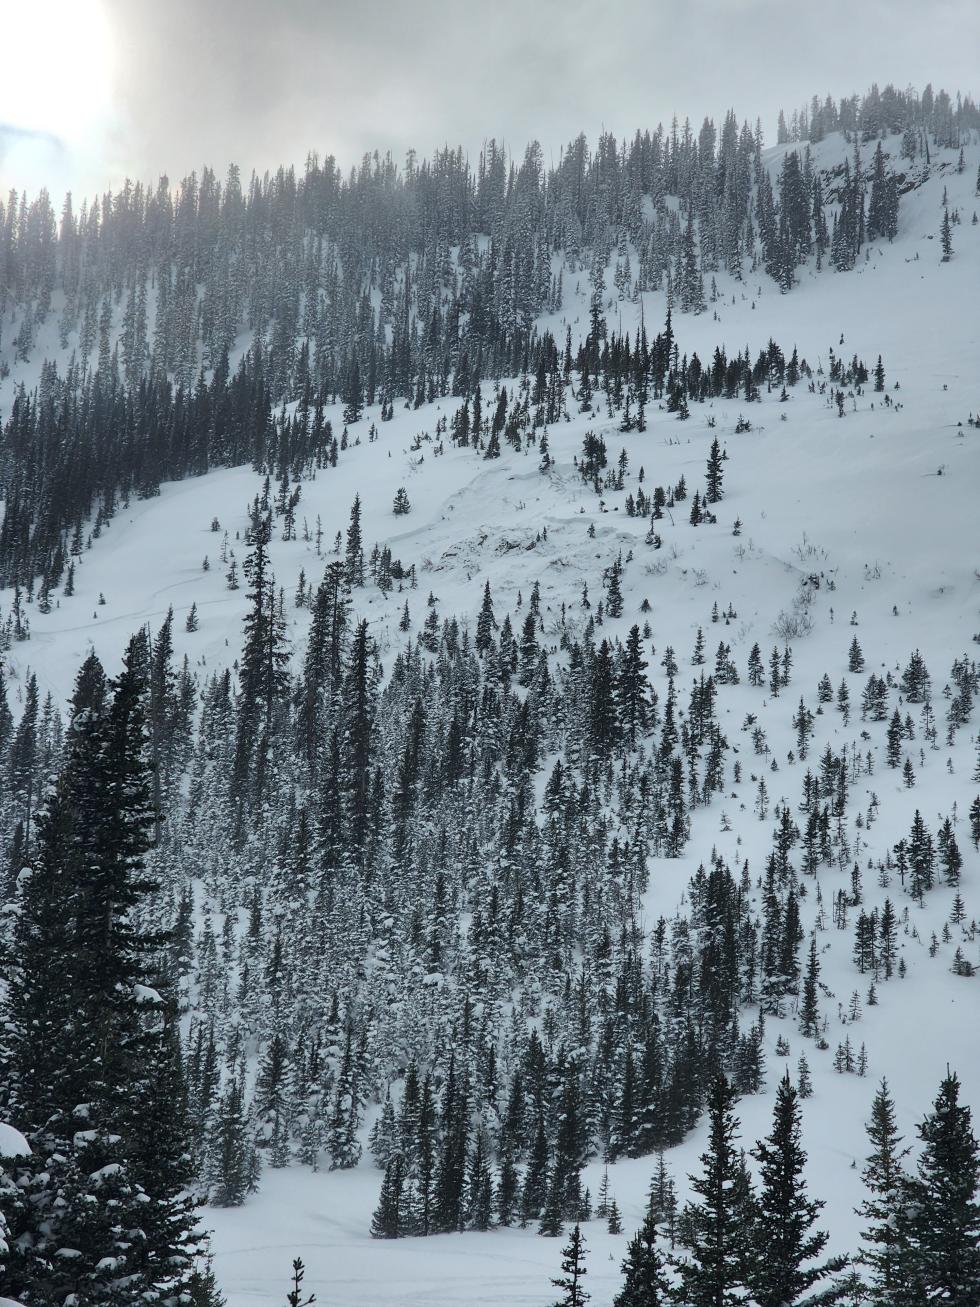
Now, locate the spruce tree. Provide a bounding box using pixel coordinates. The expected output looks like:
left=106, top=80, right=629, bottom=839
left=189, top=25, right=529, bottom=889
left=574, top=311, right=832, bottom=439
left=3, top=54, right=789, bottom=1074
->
left=521, top=1114, right=550, bottom=1225
left=327, top=1027, right=363, bottom=1170
left=344, top=494, right=365, bottom=587
left=856, top=1078, right=909, bottom=1305
left=551, top=1223, right=590, bottom=1307
left=539, top=1169, right=565, bottom=1237
left=670, top=1073, right=755, bottom=1306
left=41, top=1122, right=157, bottom=1305
left=371, top=1154, right=405, bottom=1239
left=606, top=555, right=625, bottom=620
left=0, top=639, right=213, bottom=1303
left=647, top=1153, right=678, bottom=1245
left=749, top=1071, right=848, bottom=1306
left=187, top=1252, right=226, bottom=1306
left=234, top=513, right=289, bottom=792
left=799, top=936, right=821, bottom=1038
left=705, top=436, right=724, bottom=503
left=208, top=1073, right=259, bottom=1207
left=0, top=1121, right=31, bottom=1296
left=7, top=672, right=39, bottom=856
left=614, top=1207, right=672, bottom=1307
left=285, top=1256, right=315, bottom=1305
left=897, top=1070, right=980, bottom=1305
left=941, top=207, right=953, bottom=261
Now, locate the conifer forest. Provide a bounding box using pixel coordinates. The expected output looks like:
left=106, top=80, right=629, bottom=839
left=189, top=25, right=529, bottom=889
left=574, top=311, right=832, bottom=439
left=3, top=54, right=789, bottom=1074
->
left=0, top=31, right=979, bottom=1306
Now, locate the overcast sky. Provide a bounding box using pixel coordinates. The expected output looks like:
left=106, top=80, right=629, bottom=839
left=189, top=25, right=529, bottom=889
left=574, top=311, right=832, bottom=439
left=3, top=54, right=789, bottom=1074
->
left=2, top=0, right=978, bottom=200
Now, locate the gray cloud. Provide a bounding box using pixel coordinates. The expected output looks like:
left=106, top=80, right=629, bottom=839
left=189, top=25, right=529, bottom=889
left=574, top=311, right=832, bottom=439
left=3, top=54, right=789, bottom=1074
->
left=17, top=0, right=980, bottom=195
left=0, top=124, right=65, bottom=150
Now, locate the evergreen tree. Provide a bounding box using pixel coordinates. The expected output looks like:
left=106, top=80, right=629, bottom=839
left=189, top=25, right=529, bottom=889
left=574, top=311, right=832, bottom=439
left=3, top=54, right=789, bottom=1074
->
left=606, top=555, right=625, bottom=620
left=747, top=643, right=765, bottom=687
left=797, top=1055, right=813, bottom=1100
left=705, top=437, right=724, bottom=504
left=0, top=640, right=213, bottom=1303
left=343, top=359, right=363, bottom=424
left=234, top=513, right=289, bottom=792
left=867, top=144, right=899, bottom=241
left=647, top=1153, right=678, bottom=1246
left=187, top=1251, right=227, bottom=1306
left=857, top=1078, right=909, bottom=1305
left=799, top=936, right=821, bottom=1039
left=897, top=1070, right=980, bottom=1305
left=37, top=1123, right=157, bottom=1306
left=941, top=208, right=954, bottom=261
left=7, top=673, right=39, bottom=855
left=208, top=1073, right=260, bottom=1206
left=670, top=1073, right=755, bottom=1306
left=521, top=1114, right=550, bottom=1226
left=371, top=1154, right=405, bottom=1239
left=749, top=1071, right=848, bottom=1306
left=285, top=1257, right=316, bottom=1306
left=614, top=1207, right=672, bottom=1307
left=327, top=1027, right=363, bottom=1170
left=551, top=1223, right=590, bottom=1307
left=345, top=494, right=365, bottom=587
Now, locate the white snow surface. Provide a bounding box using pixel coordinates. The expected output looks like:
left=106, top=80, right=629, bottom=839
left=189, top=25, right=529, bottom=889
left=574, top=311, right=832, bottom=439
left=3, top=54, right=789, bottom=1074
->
left=0, top=1124, right=30, bottom=1160
left=1, top=132, right=979, bottom=1305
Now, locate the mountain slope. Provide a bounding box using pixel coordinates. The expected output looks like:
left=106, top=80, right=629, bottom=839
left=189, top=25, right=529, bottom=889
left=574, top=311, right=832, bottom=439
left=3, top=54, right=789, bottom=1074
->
left=0, top=126, right=979, bottom=1307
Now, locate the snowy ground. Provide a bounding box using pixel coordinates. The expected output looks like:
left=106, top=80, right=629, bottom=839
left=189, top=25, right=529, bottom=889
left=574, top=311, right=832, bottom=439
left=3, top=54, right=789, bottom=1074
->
left=1, top=133, right=979, bottom=1305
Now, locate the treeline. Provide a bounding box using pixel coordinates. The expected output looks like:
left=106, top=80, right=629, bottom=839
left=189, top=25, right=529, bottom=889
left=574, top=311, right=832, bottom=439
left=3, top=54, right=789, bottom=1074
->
left=1, top=80, right=954, bottom=416
left=0, top=81, right=941, bottom=599
left=777, top=79, right=979, bottom=149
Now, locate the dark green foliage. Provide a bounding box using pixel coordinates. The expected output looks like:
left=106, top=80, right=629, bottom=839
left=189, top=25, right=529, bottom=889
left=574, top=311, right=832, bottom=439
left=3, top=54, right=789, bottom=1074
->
left=896, top=1071, right=980, bottom=1305
left=371, top=1154, right=405, bottom=1239
left=941, top=207, right=953, bottom=261
left=234, top=512, right=290, bottom=792
left=551, top=1223, right=589, bottom=1307
left=613, top=1208, right=671, bottom=1307
left=857, top=1079, right=909, bottom=1305
left=705, top=437, right=724, bottom=503
left=1, top=87, right=977, bottom=1307
left=286, top=1256, right=316, bottom=1306
left=0, top=640, right=212, bottom=1304
left=670, top=1073, right=756, bottom=1306
left=749, top=1071, right=848, bottom=1305
left=867, top=143, right=899, bottom=241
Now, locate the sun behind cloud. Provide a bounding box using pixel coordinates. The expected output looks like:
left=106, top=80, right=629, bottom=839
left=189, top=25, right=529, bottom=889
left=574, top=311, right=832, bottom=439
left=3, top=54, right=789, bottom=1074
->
left=0, top=0, right=116, bottom=192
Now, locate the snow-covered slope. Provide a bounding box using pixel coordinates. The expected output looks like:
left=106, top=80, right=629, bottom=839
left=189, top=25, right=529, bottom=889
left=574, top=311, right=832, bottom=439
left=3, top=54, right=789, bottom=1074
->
left=1, top=131, right=979, bottom=1306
